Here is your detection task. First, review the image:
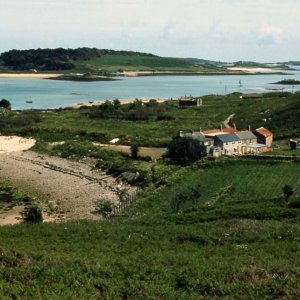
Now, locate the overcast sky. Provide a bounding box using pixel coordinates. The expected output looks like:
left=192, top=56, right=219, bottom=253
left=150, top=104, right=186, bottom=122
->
left=0, top=0, right=299, bottom=62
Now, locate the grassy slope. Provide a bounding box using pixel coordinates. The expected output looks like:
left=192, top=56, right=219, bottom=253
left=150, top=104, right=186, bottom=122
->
left=1, top=93, right=300, bottom=298
left=1, top=160, right=300, bottom=299
left=72, top=55, right=226, bottom=73
left=2, top=92, right=299, bottom=147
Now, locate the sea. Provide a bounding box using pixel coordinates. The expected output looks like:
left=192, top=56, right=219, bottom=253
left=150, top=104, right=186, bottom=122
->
left=1, top=67, right=300, bottom=110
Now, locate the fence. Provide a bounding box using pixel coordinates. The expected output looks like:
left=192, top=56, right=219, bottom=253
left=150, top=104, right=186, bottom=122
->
left=112, top=189, right=138, bottom=216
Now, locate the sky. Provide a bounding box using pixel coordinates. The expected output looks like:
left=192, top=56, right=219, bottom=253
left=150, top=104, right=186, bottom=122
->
left=0, top=0, right=299, bottom=62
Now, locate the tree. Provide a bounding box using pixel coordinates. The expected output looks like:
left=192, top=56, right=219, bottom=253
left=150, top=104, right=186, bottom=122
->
left=113, top=99, right=121, bottom=110
left=130, top=143, right=140, bottom=159
left=167, top=136, right=207, bottom=164
left=283, top=185, right=294, bottom=201
left=0, top=99, right=11, bottom=110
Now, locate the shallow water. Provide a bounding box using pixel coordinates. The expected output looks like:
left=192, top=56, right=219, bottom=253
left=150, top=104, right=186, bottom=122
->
left=1, top=70, right=299, bottom=110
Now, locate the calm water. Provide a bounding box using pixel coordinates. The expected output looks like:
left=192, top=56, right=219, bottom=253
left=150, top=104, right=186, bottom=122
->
left=1, top=69, right=300, bottom=110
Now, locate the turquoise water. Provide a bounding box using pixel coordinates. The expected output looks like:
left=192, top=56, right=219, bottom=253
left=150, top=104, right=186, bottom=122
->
left=0, top=70, right=299, bottom=110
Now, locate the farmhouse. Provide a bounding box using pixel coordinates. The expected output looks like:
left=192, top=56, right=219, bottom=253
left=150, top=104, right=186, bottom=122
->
left=214, top=133, right=241, bottom=155
left=175, top=126, right=273, bottom=157
left=255, top=127, right=273, bottom=147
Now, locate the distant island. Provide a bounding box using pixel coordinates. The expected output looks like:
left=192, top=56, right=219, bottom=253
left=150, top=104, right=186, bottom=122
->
left=0, top=47, right=292, bottom=77
left=273, top=79, right=300, bottom=85
left=46, top=73, right=119, bottom=81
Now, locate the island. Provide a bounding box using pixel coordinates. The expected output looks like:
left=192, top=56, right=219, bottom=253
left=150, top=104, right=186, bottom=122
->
left=273, top=79, right=300, bottom=85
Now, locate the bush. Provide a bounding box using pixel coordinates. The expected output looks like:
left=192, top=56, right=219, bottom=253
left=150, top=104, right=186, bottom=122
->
left=22, top=204, right=43, bottom=223
left=0, top=99, right=11, bottom=110
left=95, top=198, right=115, bottom=218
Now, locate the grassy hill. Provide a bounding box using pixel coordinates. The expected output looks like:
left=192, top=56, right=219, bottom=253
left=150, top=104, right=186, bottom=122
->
left=1, top=92, right=300, bottom=298
left=0, top=48, right=225, bottom=74
left=1, top=159, right=300, bottom=299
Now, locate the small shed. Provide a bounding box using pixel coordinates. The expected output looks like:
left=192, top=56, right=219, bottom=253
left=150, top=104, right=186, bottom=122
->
left=255, top=127, right=273, bottom=147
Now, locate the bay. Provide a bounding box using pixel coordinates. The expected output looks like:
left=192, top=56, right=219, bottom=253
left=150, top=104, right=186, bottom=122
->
left=0, top=70, right=299, bottom=110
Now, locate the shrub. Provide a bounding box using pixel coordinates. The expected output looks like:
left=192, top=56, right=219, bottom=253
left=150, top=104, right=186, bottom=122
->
left=22, top=204, right=43, bottom=223
left=282, top=185, right=294, bottom=201
left=95, top=198, right=115, bottom=218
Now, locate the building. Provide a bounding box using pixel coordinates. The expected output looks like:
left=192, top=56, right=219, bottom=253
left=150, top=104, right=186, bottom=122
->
left=214, top=133, right=241, bottom=155
left=235, top=131, right=257, bottom=154
left=255, top=127, right=273, bottom=147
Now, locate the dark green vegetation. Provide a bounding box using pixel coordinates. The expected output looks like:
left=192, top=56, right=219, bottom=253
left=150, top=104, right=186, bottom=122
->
left=0, top=48, right=154, bottom=71
left=1, top=91, right=300, bottom=298
left=0, top=99, right=11, bottom=110
left=48, top=74, right=118, bottom=81
left=273, top=79, right=300, bottom=85
left=0, top=48, right=226, bottom=74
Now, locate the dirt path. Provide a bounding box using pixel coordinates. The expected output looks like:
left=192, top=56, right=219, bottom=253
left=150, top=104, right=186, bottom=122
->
left=223, top=113, right=235, bottom=128
left=93, top=143, right=166, bottom=160
left=0, top=151, right=135, bottom=224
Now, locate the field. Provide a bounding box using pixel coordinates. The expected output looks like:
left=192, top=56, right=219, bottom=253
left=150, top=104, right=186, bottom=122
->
left=71, top=55, right=226, bottom=73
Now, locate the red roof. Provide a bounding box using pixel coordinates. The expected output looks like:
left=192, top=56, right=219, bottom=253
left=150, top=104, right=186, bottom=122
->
left=256, top=127, right=272, bottom=137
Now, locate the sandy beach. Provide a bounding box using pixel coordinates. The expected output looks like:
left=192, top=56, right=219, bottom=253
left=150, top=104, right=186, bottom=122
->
left=72, top=97, right=169, bottom=109
left=227, top=67, right=284, bottom=74
left=0, top=73, right=62, bottom=78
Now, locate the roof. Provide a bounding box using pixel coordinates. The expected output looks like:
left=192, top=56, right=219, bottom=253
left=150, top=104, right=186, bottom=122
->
left=255, top=127, right=273, bottom=137
left=215, top=133, right=240, bottom=143
left=235, top=131, right=257, bottom=140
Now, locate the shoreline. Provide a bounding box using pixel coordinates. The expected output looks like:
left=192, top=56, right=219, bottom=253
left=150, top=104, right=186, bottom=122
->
left=72, top=97, right=169, bottom=109
left=0, top=69, right=290, bottom=80
left=0, top=73, right=62, bottom=78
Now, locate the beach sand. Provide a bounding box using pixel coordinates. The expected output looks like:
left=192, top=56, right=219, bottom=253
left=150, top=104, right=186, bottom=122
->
left=0, top=73, right=62, bottom=78
left=72, top=97, right=169, bottom=109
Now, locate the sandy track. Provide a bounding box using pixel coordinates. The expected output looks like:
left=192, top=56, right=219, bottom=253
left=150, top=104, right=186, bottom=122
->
left=0, top=151, right=133, bottom=222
